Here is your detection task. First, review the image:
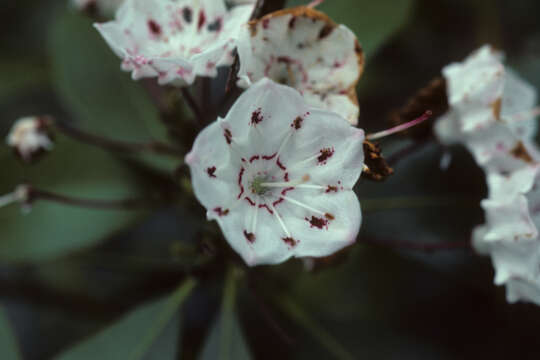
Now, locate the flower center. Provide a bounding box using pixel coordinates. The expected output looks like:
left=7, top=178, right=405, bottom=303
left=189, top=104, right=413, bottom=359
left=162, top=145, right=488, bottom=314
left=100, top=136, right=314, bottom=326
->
left=250, top=175, right=272, bottom=196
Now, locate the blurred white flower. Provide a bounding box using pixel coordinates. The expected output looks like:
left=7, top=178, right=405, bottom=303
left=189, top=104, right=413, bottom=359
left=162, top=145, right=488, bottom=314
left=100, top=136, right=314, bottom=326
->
left=186, top=78, right=364, bottom=266
left=236, top=7, right=364, bottom=125
left=95, top=0, right=254, bottom=86
left=6, top=116, right=53, bottom=162
left=435, top=45, right=539, bottom=173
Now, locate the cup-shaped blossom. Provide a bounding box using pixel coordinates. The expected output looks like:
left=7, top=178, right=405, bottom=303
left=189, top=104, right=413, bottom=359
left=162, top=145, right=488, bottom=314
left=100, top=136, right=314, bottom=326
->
left=186, top=78, right=365, bottom=266
left=435, top=45, right=539, bottom=173
left=6, top=116, right=53, bottom=162
left=473, top=164, right=540, bottom=305
left=95, top=0, right=254, bottom=86
left=236, top=7, right=364, bottom=125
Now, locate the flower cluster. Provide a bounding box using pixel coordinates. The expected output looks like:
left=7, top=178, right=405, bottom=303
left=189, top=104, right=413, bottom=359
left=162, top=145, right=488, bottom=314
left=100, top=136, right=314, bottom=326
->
left=435, top=45, right=540, bottom=304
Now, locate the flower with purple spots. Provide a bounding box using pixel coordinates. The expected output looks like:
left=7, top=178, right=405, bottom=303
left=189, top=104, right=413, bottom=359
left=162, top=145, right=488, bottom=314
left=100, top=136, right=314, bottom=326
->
left=236, top=6, right=365, bottom=125
left=95, top=0, right=254, bottom=86
left=186, top=78, right=365, bottom=266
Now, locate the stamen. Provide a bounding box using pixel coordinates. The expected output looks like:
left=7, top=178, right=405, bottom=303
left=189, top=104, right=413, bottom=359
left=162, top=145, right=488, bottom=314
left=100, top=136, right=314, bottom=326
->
left=281, top=195, right=325, bottom=215
left=367, top=110, right=432, bottom=140
left=260, top=177, right=308, bottom=188
left=269, top=203, right=291, bottom=237
left=307, top=0, right=325, bottom=8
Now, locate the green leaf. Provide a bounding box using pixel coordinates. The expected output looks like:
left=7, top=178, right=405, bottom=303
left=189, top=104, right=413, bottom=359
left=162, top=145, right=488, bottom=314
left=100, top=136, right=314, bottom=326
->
left=0, top=59, right=48, bottom=101
left=287, top=0, right=414, bottom=57
left=274, top=294, right=355, bottom=360
left=0, top=137, right=150, bottom=264
left=0, top=307, right=21, bottom=360
left=55, top=278, right=196, bottom=360
left=48, top=9, right=180, bottom=172
left=199, top=268, right=252, bottom=360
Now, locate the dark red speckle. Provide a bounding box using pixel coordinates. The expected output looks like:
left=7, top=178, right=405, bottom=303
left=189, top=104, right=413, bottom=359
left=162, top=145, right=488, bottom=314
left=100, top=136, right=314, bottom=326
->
left=237, top=167, right=245, bottom=199
left=306, top=216, right=328, bottom=229
left=213, top=207, right=229, bottom=216
left=282, top=237, right=298, bottom=247
left=317, top=147, right=335, bottom=164
left=281, top=187, right=294, bottom=196
left=272, top=198, right=284, bottom=207
left=207, top=18, right=222, bottom=32
left=292, top=116, right=303, bottom=129
left=326, top=185, right=338, bottom=193
left=207, top=166, right=217, bottom=178
left=249, top=155, right=260, bottom=163
left=244, top=230, right=256, bottom=243
left=197, top=10, right=206, bottom=31
left=288, top=16, right=297, bottom=29
left=262, top=18, right=270, bottom=29
left=251, top=108, right=263, bottom=125
left=224, top=129, right=232, bottom=144
left=259, top=204, right=274, bottom=215
left=284, top=172, right=289, bottom=181
left=182, top=7, right=193, bottom=23
left=277, top=56, right=293, bottom=64
left=262, top=153, right=277, bottom=160
left=147, top=20, right=162, bottom=36
left=245, top=197, right=256, bottom=206
left=276, top=157, right=286, bottom=170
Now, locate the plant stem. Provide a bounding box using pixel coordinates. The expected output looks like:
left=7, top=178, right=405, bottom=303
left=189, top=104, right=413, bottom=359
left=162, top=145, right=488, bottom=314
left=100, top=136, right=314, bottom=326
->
left=27, top=186, right=163, bottom=210
left=181, top=87, right=205, bottom=126
left=362, top=237, right=472, bottom=252
left=52, top=120, right=183, bottom=157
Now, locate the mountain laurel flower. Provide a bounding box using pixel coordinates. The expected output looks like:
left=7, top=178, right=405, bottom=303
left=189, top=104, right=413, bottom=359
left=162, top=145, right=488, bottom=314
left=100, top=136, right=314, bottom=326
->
left=236, top=7, right=364, bottom=125
left=95, top=0, right=254, bottom=86
left=6, top=116, right=53, bottom=162
left=473, top=164, right=540, bottom=305
left=435, top=45, right=539, bottom=173
left=186, top=78, right=365, bottom=266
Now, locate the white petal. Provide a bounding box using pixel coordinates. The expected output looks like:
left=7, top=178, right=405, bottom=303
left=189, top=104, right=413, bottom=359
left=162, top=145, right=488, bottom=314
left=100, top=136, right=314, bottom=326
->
left=95, top=0, right=253, bottom=86
left=236, top=7, right=364, bottom=124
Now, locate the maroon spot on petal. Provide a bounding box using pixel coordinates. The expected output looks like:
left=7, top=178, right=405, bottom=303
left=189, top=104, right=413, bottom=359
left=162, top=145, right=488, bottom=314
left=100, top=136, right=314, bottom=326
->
left=206, top=61, right=216, bottom=70
left=207, top=166, right=217, bottom=178
left=262, top=18, right=270, bottom=29
left=272, top=198, right=284, bottom=207
left=281, top=187, right=294, bottom=196
left=197, top=10, right=206, bottom=31
left=277, top=56, right=293, bottom=64
left=284, top=172, right=289, bottom=181
left=262, top=152, right=277, bottom=160
left=276, top=157, right=286, bottom=170
left=306, top=216, right=328, bottom=229
left=259, top=203, right=274, bottom=215
left=237, top=167, right=245, bottom=199
left=147, top=20, right=162, bottom=36
left=318, top=24, right=334, bottom=39
left=251, top=108, right=263, bottom=125
left=249, top=155, right=260, bottom=163
left=213, top=207, right=229, bottom=216
left=244, top=230, right=256, bottom=243
left=292, top=116, right=303, bottom=129
left=282, top=237, right=298, bottom=247
left=325, top=185, right=338, bottom=193
left=325, top=213, right=335, bottom=220
left=317, top=147, right=335, bottom=164
left=288, top=16, right=297, bottom=29
left=245, top=197, right=256, bottom=206
left=182, top=7, right=192, bottom=23
left=207, top=18, right=222, bottom=32
left=224, top=129, right=232, bottom=144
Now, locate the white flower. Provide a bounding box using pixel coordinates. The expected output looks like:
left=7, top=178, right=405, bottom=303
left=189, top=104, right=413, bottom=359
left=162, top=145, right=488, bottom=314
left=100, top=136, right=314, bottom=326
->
left=236, top=7, right=364, bottom=125
left=71, top=0, right=125, bottom=16
left=6, top=116, right=53, bottom=162
left=95, top=0, right=254, bottom=86
left=435, top=45, right=539, bottom=173
left=186, top=78, right=365, bottom=266
left=473, top=165, right=540, bottom=305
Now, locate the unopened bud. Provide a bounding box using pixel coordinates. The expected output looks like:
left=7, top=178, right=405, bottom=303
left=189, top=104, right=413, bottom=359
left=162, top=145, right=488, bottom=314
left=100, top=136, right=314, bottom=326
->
left=6, top=116, right=54, bottom=162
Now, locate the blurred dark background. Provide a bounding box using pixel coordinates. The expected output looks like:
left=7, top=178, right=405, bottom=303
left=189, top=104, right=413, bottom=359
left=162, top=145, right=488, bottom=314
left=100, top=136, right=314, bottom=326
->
left=1, top=0, right=540, bottom=359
